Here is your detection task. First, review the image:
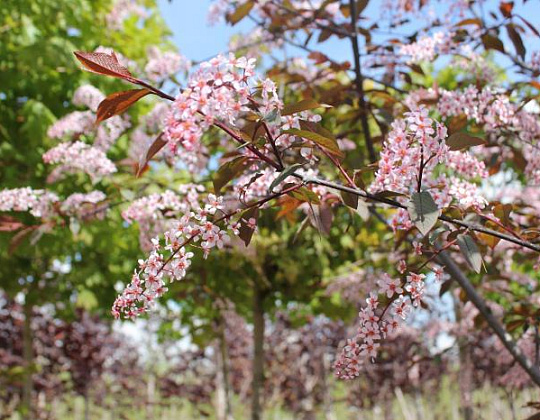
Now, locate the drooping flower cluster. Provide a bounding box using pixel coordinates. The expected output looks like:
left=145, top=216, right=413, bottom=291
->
left=106, top=0, right=147, bottom=30
left=48, top=84, right=131, bottom=153
left=334, top=269, right=439, bottom=379
left=47, top=111, right=95, bottom=140
left=95, top=115, right=132, bottom=151
left=144, top=47, right=191, bottom=83
left=112, top=194, right=241, bottom=319
left=408, top=86, right=540, bottom=185
left=164, top=54, right=261, bottom=170
left=122, top=186, right=205, bottom=250
left=61, top=191, right=107, bottom=219
left=128, top=102, right=171, bottom=162
left=399, top=31, right=455, bottom=64
left=370, top=107, right=487, bottom=230
left=43, top=141, right=117, bottom=181
left=0, top=188, right=59, bottom=218
left=72, top=85, right=105, bottom=112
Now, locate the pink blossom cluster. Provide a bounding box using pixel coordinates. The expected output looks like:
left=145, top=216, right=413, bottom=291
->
left=144, top=47, right=191, bottom=83
left=95, top=115, right=131, bottom=151
left=399, top=31, right=455, bottom=64
left=433, top=86, right=540, bottom=184
left=334, top=268, right=445, bottom=379
left=47, top=111, right=94, bottom=139
left=49, top=84, right=131, bottom=151
left=112, top=194, right=242, bottom=319
left=164, top=54, right=259, bottom=170
left=122, top=187, right=204, bottom=224
left=106, top=0, right=147, bottom=31
left=72, top=85, right=105, bottom=112
left=94, top=46, right=139, bottom=72
left=452, top=45, right=497, bottom=84
left=122, top=186, right=205, bottom=251
left=0, top=188, right=59, bottom=218
left=229, top=27, right=282, bottom=60
left=370, top=108, right=487, bottom=230
left=61, top=191, right=107, bottom=218
left=128, top=102, right=171, bottom=162
left=43, top=141, right=117, bottom=181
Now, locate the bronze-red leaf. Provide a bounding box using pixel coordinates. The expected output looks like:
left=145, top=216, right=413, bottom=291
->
left=96, top=89, right=152, bottom=124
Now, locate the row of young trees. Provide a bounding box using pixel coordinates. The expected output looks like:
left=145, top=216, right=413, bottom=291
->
left=2, top=291, right=537, bottom=420
left=2, top=0, right=540, bottom=419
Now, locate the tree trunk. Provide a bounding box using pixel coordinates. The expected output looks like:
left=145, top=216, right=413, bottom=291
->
left=84, top=389, right=90, bottom=420
left=251, top=285, right=265, bottom=420
left=216, top=316, right=234, bottom=420
left=458, top=338, right=474, bottom=420
left=22, top=298, right=33, bottom=420
left=321, top=355, right=336, bottom=420
left=146, top=373, right=156, bottom=420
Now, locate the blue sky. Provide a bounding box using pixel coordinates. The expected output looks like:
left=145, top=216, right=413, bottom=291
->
left=157, top=0, right=540, bottom=73
left=157, top=0, right=252, bottom=61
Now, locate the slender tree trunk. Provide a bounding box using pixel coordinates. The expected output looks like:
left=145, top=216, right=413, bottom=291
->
left=453, top=295, right=474, bottom=420
left=251, top=285, right=265, bottom=420
left=84, top=388, right=90, bottom=420
left=504, top=389, right=517, bottom=420
left=22, top=298, right=33, bottom=420
left=321, top=355, right=336, bottom=420
left=146, top=373, right=156, bottom=420
left=457, top=338, right=474, bottom=420
left=216, top=317, right=234, bottom=420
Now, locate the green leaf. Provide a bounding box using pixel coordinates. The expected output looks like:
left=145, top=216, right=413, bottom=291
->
left=407, top=191, right=440, bottom=236
left=457, top=234, right=482, bottom=273
left=282, top=128, right=342, bottom=157
left=281, top=99, right=322, bottom=116
left=268, top=164, right=303, bottom=193
left=289, top=187, right=321, bottom=204
left=446, top=132, right=486, bottom=151
left=213, top=156, right=249, bottom=194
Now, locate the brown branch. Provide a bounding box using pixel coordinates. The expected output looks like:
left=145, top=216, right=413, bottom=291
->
left=437, top=250, right=540, bottom=387
left=348, top=0, right=377, bottom=164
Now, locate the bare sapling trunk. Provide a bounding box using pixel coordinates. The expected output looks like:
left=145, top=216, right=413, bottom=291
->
left=251, top=285, right=265, bottom=420
left=22, top=298, right=33, bottom=420
left=215, top=315, right=234, bottom=420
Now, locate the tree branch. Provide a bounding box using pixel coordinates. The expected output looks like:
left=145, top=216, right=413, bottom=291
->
left=436, top=250, right=540, bottom=387
left=348, top=0, right=377, bottom=163
left=300, top=174, right=540, bottom=253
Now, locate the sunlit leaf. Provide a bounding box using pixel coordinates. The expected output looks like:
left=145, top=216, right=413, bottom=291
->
left=457, top=234, right=483, bottom=273
left=407, top=191, right=440, bottom=236
left=137, top=133, right=168, bottom=177
left=96, top=89, right=152, bottom=124
left=73, top=51, right=135, bottom=81
left=213, top=156, right=249, bottom=194
left=446, top=132, right=486, bottom=151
